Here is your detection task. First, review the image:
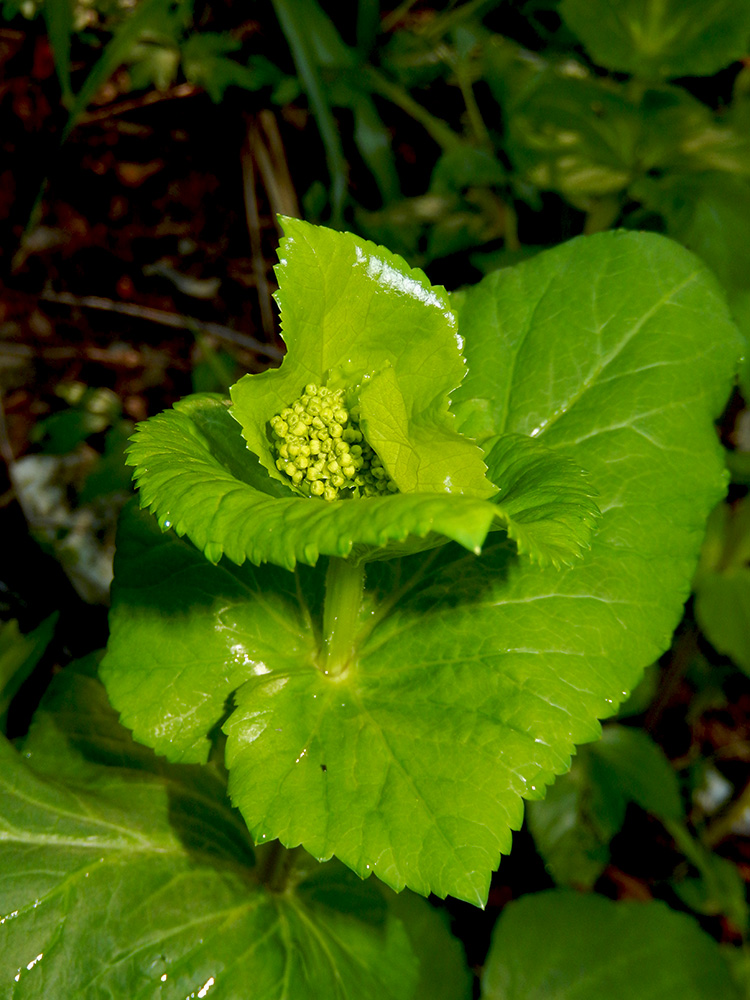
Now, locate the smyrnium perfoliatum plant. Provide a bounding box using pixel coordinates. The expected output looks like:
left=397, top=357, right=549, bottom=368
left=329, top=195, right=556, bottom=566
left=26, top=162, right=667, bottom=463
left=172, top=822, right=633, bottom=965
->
left=101, top=217, right=739, bottom=906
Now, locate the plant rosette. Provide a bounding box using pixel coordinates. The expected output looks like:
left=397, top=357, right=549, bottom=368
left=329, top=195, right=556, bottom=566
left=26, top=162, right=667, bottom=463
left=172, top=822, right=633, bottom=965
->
left=101, top=217, right=740, bottom=905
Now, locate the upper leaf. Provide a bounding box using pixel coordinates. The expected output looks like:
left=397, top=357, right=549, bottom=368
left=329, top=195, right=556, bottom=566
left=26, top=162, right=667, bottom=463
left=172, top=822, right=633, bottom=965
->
left=485, top=435, right=599, bottom=568
left=127, top=398, right=496, bottom=569
left=127, top=218, right=601, bottom=569
left=126, top=393, right=597, bottom=571
left=230, top=215, right=493, bottom=499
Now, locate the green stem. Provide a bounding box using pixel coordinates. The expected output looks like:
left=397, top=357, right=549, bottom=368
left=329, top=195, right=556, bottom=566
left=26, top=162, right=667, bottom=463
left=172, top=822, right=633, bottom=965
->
left=453, top=57, right=491, bottom=150
left=381, top=0, right=419, bottom=33
left=364, top=66, right=464, bottom=151
left=323, top=557, right=365, bottom=677
left=256, top=841, right=306, bottom=894
left=503, top=200, right=520, bottom=252
left=583, top=195, right=623, bottom=235
left=272, top=0, right=349, bottom=224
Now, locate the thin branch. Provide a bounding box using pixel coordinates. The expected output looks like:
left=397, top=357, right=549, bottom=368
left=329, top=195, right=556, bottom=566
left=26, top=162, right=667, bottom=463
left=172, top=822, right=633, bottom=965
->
left=38, top=290, right=283, bottom=361
left=76, top=82, right=201, bottom=127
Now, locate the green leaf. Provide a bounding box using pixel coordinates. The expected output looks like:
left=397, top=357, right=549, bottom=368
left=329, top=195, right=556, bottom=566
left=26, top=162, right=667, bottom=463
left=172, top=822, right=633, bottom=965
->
left=527, top=724, right=682, bottom=887
left=105, top=230, right=739, bottom=905
left=101, top=501, right=323, bottom=763
left=486, top=32, right=750, bottom=208
left=181, top=33, right=265, bottom=102
left=503, top=69, right=641, bottom=208
left=1, top=665, right=449, bottom=1000
left=593, top=724, right=684, bottom=823
left=695, top=567, right=750, bottom=675
left=481, top=890, right=741, bottom=1000
left=633, top=173, right=750, bottom=294
left=560, top=0, right=750, bottom=80
left=62, top=0, right=176, bottom=140
left=331, top=85, right=400, bottom=204
left=526, top=747, right=617, bottom=889
left=431, top=147, right=506, bottom=194
left=230, top=216, right=493, bottom=499
left=271, top=0, right=349, bottom=222
left=484, top=435, right=599, bottom=568
left=43, top=0, right=74, bottom=107
left=359, top=363, right=493, bottom=498
left=694, top=497, right=750, bottom=676
left=127, top=223, right=595, bottom=569
left=126, top=397, right=500, bottom=569
left=638, top=90, right=750, bottom=178
left=384, top=891, right=473, bottom=1000
left=671, top=841, right=750, bottom=932
left=0, top=615, right=56, bottom=731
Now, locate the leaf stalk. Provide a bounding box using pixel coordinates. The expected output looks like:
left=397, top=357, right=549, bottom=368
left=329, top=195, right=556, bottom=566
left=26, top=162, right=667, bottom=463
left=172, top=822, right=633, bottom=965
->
left=323, top=557, right=365, bottom=677
left=256, top=841, right=306, bottom=894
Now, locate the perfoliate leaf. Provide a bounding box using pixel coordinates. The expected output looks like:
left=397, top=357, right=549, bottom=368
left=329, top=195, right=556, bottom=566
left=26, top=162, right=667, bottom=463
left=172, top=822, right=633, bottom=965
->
left=126, top=397, right=497, bottom=568
left=230, top=216, right=493, bottom=499
left=0, top=665, right=469, bottom=1000
left=358, top=363, right=491, bottom=496
left=126, top=394, right=595, bottom=570
left=481, top=890, right=741, bottom=1000
left=105, top=229, right=739, bottom=905
left=126, top=219, right=594, bottom=570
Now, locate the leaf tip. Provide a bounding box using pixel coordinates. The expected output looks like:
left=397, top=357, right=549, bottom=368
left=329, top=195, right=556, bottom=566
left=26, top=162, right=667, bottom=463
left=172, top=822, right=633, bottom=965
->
left=203, top=541, right=224, bottom=564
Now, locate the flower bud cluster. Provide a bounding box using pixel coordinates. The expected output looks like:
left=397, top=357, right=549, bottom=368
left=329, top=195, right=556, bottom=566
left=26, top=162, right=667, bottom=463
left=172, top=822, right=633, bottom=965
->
left=269, top=383, right=398, bottom=501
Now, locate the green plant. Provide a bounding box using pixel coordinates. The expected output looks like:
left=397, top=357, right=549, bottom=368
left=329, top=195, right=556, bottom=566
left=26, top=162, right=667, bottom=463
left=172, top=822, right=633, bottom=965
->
left=99, top=213, right=742, bottom=897
left=2, top=216, right=745, bottom=994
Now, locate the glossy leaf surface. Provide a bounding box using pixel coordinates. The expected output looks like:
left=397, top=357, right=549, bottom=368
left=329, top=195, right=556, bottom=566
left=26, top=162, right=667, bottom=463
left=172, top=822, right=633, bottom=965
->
left=481, top=890, right=741, bottom=999
left=0, top=664, right=468, bottom=1000
left=104, top=228, right=739, bottom=905
left=126, top=394, right=597, bottom=570
left=230, top=216, right=492, bottom=498
left=128, top=218, right=602, bottom=569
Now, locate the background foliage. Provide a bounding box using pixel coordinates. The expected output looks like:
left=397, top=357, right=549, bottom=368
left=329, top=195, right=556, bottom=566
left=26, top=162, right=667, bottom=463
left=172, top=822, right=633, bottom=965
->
left=2, top=0, right=750, bottom=997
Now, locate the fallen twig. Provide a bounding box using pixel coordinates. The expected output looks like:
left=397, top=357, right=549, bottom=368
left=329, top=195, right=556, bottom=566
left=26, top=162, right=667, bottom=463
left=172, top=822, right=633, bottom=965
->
left=39, top=290, right=283, bottom=361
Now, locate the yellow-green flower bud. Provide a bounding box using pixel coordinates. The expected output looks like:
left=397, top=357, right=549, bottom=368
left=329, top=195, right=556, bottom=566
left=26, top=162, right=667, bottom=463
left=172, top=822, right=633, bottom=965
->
left=268, top=382, right=398, bottom=501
